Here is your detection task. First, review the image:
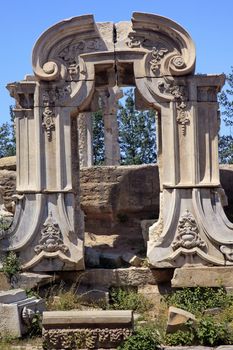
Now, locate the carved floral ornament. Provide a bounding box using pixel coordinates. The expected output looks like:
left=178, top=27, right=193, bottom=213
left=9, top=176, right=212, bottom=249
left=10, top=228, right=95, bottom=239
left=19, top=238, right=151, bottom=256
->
left=34, top=212, right=68, bottom=254
left=158, top=81, right=190, bottom=135
left=42, top=107, right=55, bottom=141
left=43, top=328, right=132, bottom=349
left=32, top=13, right=196, bottom=81
left=172, top=210, right=206, bottom=250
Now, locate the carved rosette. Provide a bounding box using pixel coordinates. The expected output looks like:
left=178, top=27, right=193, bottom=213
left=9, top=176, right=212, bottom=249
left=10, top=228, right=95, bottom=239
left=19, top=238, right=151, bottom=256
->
left=35, top=212, right=68, bottom=254
left=172, top=210, right=206, bottom=250
left=43, top=328, right=132, bottom=349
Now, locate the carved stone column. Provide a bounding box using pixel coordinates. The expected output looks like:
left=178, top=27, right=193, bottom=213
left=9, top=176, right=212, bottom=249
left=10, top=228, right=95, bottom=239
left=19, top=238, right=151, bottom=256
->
left=78, top=112, right=93, bottom=167
left=147, top=75, right=233, bottom=267
left=98, top=86, right=123, bottom=166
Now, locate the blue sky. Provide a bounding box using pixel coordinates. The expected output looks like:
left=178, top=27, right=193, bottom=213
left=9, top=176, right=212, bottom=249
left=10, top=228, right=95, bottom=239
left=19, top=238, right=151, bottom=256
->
left=0, top=0, right=233, bottom=130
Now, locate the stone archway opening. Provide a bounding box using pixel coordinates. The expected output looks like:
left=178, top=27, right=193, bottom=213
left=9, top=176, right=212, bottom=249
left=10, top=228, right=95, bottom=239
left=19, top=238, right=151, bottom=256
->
left=4, top=13, right=233, bottom=272
left=78, top=84, right=158, bottom=167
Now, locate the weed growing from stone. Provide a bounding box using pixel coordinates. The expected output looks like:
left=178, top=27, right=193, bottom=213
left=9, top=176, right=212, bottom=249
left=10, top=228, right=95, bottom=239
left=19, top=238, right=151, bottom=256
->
left=2, top=251, right=21, bottom=279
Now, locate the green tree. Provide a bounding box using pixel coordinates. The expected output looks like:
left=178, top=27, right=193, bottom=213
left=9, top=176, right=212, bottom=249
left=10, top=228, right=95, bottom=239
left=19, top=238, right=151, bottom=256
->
left=0, top=106, right=16, bottom=158
left=92, top=110, right=105, bottom=165
left=118, top=89, right=157, bottom=165
left=219, top=67, right=233, bottom=163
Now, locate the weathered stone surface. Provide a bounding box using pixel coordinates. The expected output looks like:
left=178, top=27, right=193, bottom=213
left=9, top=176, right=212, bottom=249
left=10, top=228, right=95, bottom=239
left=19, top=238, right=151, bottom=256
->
left=0, top=169, right=16, bottom=213
left=0, top=272, right=11, bottom=290
left=0, top=156, right=16, bottom=171
left=0, top=290, right=45, bottom=337
left=164, top=347, right=215, bottom=350
left=85, top=247, right=101, bottom=267
left=59, top=267, right=174, bottom=288
left=141, top=219, right=156, bottom=243
left=43, top=310, right=132, bottom=325
left=43, top=310, right=133, bottom=349
left=0, top=303, right=21, bottom=337
left=122, top=253, right=143, bottom=267
left=166, top=306, right=196, bottom=333
left=172, top=266, right=233, bottom=287
left=12, top=272, right=58, bottom=289
left=78, top=286, right=109, bottom=305
left=100, top=252, right=122, bottom=268
left=0, top=288, right=26, bottom=303
left=2, top=159, right=233, bottom=262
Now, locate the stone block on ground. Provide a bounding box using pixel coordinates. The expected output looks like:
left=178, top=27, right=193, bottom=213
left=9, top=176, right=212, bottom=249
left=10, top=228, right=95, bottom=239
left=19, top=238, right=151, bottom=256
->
left=166, top=306, right=196, bottom=333
left=0, top=289, right=45, bottom=337
left=172, top=266, right=233, bottom=287
left=78, top=286, right=109, bottom=306
left=42, top=310, right=133, bottom=349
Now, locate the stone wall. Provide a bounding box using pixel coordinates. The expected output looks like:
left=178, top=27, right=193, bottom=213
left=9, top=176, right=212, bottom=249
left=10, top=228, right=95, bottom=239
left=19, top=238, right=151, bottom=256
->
left=0, top=156, right=233, bottom=257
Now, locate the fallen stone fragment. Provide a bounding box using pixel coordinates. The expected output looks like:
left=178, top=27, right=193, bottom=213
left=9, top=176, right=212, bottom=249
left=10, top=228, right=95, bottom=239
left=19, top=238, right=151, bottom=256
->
left=0, top=288, right=45, bottom=337
left=166, top=306, right=196, bottom=333
left=122, top=252, right=144, bottom=267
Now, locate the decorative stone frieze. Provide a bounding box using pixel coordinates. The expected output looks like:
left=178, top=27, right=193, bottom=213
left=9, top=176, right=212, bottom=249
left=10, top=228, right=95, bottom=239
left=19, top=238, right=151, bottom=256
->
left=42, top=310, right=133, bottom=349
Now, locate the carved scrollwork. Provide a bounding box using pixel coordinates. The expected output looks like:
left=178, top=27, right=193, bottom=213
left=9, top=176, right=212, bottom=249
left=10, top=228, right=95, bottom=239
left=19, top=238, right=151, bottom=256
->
left=42, top=85, right=72, bottom=107
left=35, top=212, right=68, bottom=254
left=126, top=33, right=145, bottom=48
left=150, top=47, right=169, bottom=74
left=220, top=245, right=233, bottom=262
left=158, top=81, right=190, bottom=135
left=57, top=38, right=104, bottom=80
left=172, top=210, right=206, bottom=250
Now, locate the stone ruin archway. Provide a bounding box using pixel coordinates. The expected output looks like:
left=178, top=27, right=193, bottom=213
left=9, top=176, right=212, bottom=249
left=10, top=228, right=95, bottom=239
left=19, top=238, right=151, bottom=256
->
left=3, top=12, right=233, bottom=271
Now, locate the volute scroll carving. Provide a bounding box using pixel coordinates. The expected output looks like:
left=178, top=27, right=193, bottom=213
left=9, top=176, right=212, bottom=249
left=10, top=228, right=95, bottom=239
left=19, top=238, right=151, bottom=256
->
left=130, top=12, right=196, bottom=77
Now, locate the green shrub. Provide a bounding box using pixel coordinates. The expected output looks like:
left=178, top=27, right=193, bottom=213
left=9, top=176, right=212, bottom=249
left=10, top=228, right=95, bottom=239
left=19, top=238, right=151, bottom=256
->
left=2, top=251, right=21, bottom=279
left=109, top=287, right=152, bottom=314
left=27, top=313, right=42, bottom=338
left=117, top=325, right=160, bottom=350
left=0, top=217, right=12, bottom=231
left=165, top=287, right=231, bottom=315
left=164, top=329, right=195, bottom=346
left=196, top=316, right=231, bottom=346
